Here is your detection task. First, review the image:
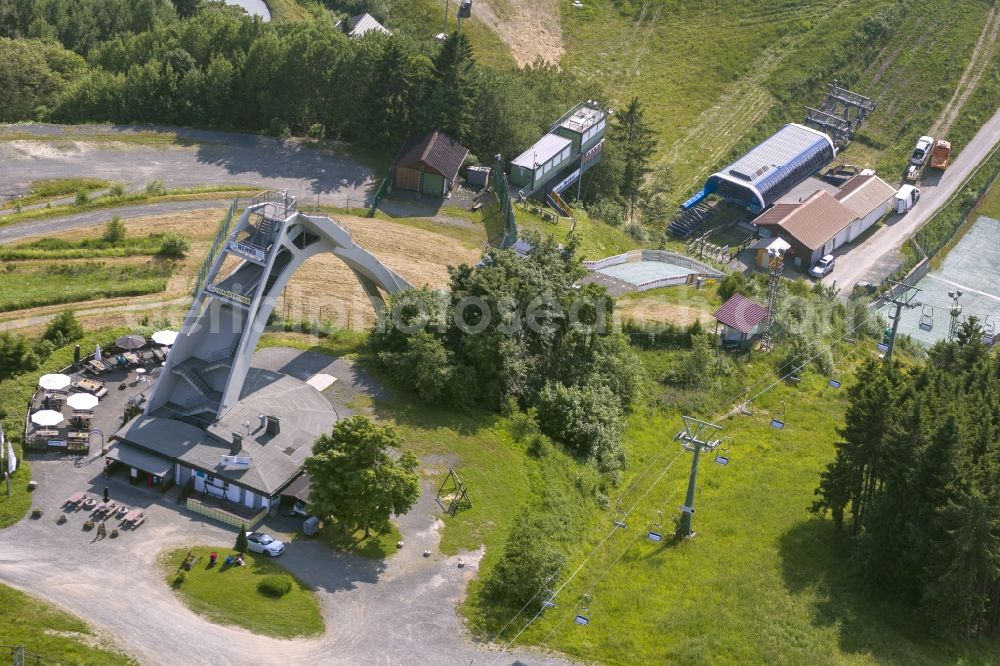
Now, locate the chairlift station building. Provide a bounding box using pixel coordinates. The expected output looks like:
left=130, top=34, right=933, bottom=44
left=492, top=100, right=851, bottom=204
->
left=687, top=123, right=836, bottom=214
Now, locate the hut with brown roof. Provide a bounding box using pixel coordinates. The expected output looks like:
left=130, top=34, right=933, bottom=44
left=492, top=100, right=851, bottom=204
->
left=392, top=130, right=469, bottom=198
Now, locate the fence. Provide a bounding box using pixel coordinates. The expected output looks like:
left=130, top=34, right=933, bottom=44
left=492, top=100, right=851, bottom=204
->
left=186, top=496, right=266, bottom=529
left=583, top=250, right=723, bottom=278
left=492, top=156, right=518, bottom=249
left=368, top=175, right=391, bottom=217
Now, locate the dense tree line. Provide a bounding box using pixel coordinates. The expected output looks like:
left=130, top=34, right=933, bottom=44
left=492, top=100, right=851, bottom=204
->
left=812, top=319, right=1000, bottom=637
left=369, top=236, right=642, bottom=477
left=0, top=3, right=600, bottom=170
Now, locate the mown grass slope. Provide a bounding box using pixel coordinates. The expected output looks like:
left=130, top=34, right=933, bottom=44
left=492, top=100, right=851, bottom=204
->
left=561, top=0, right=995, bottom=205
left=0, top=583, right=135, bottom=665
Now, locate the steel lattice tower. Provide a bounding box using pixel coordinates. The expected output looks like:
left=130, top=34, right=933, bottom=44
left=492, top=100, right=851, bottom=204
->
left=759, top=248, right=784, bottom=352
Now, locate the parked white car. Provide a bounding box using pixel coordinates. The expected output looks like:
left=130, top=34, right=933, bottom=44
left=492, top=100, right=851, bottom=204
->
left=809, top=254, right=836, bottom=279
left=910, top=135, right=934, bottom=166
left=245, top=532, right=285, bottom=557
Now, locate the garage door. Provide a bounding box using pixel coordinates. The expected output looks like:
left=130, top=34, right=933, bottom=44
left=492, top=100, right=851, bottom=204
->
left=394, top=167, right=421, bottom=191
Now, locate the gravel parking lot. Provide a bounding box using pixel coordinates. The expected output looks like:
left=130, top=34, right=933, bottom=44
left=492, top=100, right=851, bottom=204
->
left=0, top=350, right=573, bottom=665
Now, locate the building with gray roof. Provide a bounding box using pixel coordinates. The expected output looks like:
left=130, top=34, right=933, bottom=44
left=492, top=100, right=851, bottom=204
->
left=689, top=123, right=836, bottom=214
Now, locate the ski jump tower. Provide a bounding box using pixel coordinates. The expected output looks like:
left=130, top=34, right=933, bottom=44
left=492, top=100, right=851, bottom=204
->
left=146, top=191, right=411, bottom=421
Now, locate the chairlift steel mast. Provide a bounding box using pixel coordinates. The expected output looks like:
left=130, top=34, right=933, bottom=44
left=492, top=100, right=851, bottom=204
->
left=675, top=416, right=723, bottom=538
left=882, top=278, right=921, bottom=362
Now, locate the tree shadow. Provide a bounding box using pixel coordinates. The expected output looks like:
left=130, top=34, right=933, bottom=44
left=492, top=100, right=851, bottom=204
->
left=778, top=519, right=956, bottom=664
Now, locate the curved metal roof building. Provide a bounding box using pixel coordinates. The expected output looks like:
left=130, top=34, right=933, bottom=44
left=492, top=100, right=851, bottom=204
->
left=694, top=123, right=836, bottom=214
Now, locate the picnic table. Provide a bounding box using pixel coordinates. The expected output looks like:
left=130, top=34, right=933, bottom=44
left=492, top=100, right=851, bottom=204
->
left=122, top=510, right=144, bottom=526
left=68, top=430, right=88, bottom=441
left=85, top=359, right=109, bottom=374
left=64, top=492, right=85, bottom=507
left=74, top=379, right=107, bottom=397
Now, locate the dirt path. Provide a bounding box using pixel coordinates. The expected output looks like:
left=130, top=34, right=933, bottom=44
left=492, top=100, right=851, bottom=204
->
left=475, top=0, right=563, bottom=66
left=931, top=4, right=1000, bottom=137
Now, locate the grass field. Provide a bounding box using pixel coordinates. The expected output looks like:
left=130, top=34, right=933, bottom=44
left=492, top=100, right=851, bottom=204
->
left=0, top=583, right=135, bottom=665
left=0, top=185, right=257, bottom=227
left=559, top=0, right=996, bottom=206
left=0, top=260, right=174, bottom=312
left=163, top=546, right=323, bottom=638
left=978, top=173, right=1000, bottom=219
left=6, top=178, right=111, bottom=208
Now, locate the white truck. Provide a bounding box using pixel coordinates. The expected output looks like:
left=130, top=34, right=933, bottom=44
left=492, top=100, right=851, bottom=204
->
left=894, top=184, right=920, bottom=213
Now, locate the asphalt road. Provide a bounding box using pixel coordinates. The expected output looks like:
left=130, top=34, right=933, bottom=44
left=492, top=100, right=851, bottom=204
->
left=823, top=106, right=1000, bottom=294
left=0, top=349, right=573, bottom=666
left=0, top=123, right=375, bottom=204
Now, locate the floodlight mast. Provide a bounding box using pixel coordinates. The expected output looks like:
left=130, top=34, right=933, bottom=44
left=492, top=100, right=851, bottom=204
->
left=948, top=290, right=964, bottom=341
left=676, top=416, right=722, bottom=538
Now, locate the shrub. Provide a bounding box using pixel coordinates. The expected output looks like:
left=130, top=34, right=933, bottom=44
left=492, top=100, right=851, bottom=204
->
left=103, top=216, right=126, bottom=244
left=235, top=525, right=248, bottom=553
left=42, top=310, right=84, bottom=346
left=74, top=190, right=89, bottom=205
left=109, top=182, right=126, bottom=197
left=158, top=234, right=189, bottom=258
left=307, top=123, right=325, bottom=141
left=718, top=272, right=751, bottom=300
left=257, top=574, right=293, bottom=598
left=536, top=380, right=624, bottom=463
left=586, top=199, right=626, bottom=228
left=145, top=180, right=167, bottom=196
left=485, top=514, right=565, bottom=608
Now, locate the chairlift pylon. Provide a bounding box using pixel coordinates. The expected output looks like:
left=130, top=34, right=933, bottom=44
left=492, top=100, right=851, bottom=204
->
left=919, top=305, right=934, bottom=332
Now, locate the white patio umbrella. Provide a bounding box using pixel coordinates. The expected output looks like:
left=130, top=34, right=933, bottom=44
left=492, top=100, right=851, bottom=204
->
left=151, top=330, right=178, bottom=346
left=31, top=410, right=64, bottom=427
left=95, top=344, right=102, bottom=362
left=66, top=393, right=99, bottom=410
left=38, top=374, right=71, bottom=391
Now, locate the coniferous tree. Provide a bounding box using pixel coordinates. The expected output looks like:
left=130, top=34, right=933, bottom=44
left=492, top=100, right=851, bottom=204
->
left=425, top=31, right=476, bottom=142
left=610, top=96, right=657, bottom=220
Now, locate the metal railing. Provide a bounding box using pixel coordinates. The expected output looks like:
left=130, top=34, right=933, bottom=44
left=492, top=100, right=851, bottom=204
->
left=193, top=199, right=238, bottom=298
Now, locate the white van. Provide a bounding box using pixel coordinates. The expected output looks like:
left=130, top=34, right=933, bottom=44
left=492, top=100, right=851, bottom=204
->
left=894, top=185, right=920, bottom=214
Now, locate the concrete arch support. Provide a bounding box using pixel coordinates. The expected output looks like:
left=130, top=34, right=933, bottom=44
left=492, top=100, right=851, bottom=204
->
left=146, top=195, right=411, bottom=420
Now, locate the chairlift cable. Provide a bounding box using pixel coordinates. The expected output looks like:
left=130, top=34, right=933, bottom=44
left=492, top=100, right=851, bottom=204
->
left=489, top=306, right=884, bottom=661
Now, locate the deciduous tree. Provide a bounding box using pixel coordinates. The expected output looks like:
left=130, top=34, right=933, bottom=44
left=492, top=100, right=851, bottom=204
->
left=304, top=416, right=420, bottom=537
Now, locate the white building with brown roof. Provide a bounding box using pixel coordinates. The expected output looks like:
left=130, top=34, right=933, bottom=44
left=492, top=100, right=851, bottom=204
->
left=753, top=173, right=896, bottom=268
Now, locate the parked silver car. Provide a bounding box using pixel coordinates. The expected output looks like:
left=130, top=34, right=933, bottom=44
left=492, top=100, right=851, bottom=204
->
left=245, top=532, right=285, bottom=557
left=809, top=254, right=835, bottom=279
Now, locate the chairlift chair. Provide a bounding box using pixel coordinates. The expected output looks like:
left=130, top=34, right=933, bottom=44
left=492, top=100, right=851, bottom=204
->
left=714, top=447, right=731, bottom=466
left=647, top=510, right=665, bottom=542
left=770, top=402, right=786, bottom=430
left=984, top=316, right=996, bottom=346
left=918, top=305, right=934, bottom=332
